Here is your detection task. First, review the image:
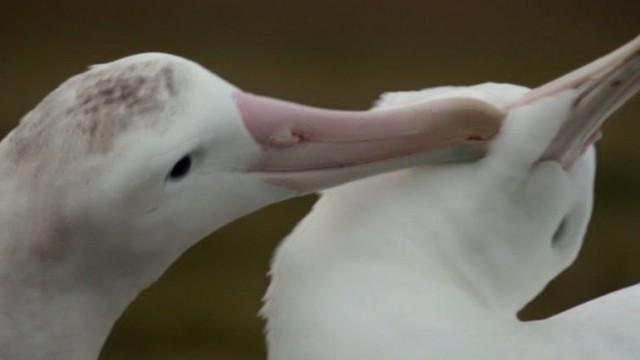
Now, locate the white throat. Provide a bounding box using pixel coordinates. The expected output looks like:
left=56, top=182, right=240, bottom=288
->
left=0, top=182, right=150, bottom=360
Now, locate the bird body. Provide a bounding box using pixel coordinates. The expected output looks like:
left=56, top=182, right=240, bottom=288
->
left=264, top=35, right=640, bottom=359
left=263, top=86, right=600, bottom=360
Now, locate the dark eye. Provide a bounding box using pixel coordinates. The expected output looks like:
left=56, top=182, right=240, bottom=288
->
left=551, top=217, right=568, bottom=247
left=168, top=155, right=192, bottom=181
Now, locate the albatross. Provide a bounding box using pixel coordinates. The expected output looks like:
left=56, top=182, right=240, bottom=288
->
left=264, top=36, right=640, bottom=360
left=0, top=54, right=510, bottom=359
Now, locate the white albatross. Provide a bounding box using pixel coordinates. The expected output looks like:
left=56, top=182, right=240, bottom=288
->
left=264, top=36, right=640, bottom=359
left=0, top=53, right=513, bottom=359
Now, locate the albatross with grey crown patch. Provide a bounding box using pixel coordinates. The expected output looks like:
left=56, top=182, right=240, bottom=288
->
left=0, top=52, right=509, bottom=360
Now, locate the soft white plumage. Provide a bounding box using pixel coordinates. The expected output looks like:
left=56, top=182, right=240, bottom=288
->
left=264, top=37, right=640, bottom=360
left=0, top=53, right=504, bottom=360
left=264, top=85, right=597, bottom=359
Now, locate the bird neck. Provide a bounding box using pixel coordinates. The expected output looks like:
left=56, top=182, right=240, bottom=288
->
left=0, top=269, right=132, bottom=360
left=0, top=208, right=148, bottom=360
left=267, top=171, right=524, bottom=328
left=264, top=175, right=529, bottom=360
left=0, top=184, right=148, bottom=360
left=298, top=187, right=517, bottom=314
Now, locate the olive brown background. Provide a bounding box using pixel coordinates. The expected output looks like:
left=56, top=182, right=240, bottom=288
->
left=1, top=1, right=639, bottom=359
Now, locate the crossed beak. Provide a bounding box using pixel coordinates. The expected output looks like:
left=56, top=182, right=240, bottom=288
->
left=234, top=35, right=640, bottom=192
left=518, top=35, right=640, bottom=167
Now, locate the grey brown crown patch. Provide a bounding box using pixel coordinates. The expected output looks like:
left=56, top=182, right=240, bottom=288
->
left=67, top=62, right=178, bottom=152
left=67, top=63, right=176, bottom=118
left=6, top=59, right=181, bottom=163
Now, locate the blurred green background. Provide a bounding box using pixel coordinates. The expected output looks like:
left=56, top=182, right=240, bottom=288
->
left=1, top=1, right=639, bottom=358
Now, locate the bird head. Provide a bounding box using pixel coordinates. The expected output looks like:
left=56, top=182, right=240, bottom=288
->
left=0, top=53, right=507, bottom=292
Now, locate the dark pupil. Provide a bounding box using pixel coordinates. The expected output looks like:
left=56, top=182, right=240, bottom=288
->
left=169, top=156, right=192, bottom=180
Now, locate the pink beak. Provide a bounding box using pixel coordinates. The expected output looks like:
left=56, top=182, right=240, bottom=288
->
left=232, top=35, right=640, bottom=193
left=234, top=91, right=504, bottom=192
left=517, top=35, right=640, bottom=167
